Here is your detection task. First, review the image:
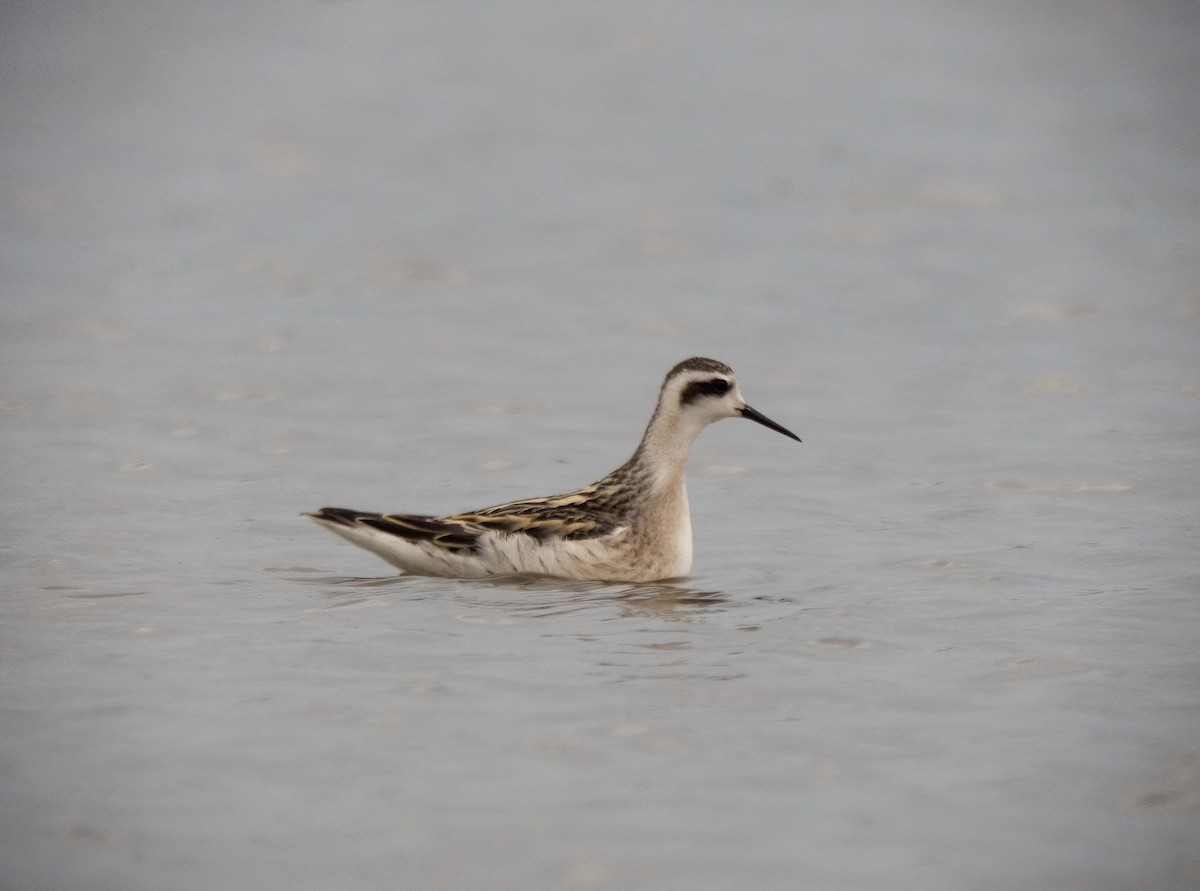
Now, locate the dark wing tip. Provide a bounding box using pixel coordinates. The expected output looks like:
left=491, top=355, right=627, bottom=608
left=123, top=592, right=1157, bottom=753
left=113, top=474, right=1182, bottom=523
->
left=361, top=514, right=483, bottom=553
left=305, top=507, right=381, bottom=527
left=307, top=508, right=482, bottom=553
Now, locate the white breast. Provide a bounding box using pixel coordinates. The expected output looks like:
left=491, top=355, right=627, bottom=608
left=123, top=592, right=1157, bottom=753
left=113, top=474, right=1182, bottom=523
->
left=670, top=483, right=693, bottom=576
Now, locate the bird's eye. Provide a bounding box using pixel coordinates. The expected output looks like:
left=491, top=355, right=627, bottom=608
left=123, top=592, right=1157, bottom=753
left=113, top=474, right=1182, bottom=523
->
left=708, top=378, right=731, bottom=394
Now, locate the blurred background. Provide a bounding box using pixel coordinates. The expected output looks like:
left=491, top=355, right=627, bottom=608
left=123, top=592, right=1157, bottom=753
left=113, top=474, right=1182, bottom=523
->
left=2, top=1, right=1198, bottom=889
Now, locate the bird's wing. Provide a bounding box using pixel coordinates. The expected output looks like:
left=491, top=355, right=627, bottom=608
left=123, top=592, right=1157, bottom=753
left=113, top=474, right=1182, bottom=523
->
left=307, top=507, right=483, bottom=553
left=447, top=482, right=625, bottom=542
left=308, top=483, right=624, bottom=557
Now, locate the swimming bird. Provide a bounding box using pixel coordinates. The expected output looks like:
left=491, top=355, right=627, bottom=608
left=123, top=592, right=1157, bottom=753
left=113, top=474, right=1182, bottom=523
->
left=305, top=357, right=800, bottom=582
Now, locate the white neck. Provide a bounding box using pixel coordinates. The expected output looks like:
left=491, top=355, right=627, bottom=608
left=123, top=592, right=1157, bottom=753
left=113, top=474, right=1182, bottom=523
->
left=625, top=402, right=709, bottom=492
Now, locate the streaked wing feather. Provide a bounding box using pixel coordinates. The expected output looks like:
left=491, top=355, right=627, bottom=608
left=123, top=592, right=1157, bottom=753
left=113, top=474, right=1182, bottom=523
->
left=361, top=514, right=483, bottom=553
left=448, top=483, right=622, bottom=542
left=324, top=478, right=624, bottom=557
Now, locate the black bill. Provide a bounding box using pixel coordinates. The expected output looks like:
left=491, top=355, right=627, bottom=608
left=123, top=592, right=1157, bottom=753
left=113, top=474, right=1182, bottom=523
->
left=740, top=405, right=802, bottom=442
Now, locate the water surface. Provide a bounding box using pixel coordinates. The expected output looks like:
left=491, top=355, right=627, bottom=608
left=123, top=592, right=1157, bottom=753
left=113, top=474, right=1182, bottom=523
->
left=2, top=1, right=1198, bottom=889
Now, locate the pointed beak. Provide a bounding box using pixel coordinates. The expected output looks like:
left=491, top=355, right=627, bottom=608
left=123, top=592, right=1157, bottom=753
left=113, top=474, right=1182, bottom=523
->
left=739, top=404, right=802, bottom=442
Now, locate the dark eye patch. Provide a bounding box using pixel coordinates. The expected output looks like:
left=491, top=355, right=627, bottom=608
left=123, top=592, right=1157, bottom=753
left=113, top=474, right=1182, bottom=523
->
left=680, top=377, right=732, bottom=405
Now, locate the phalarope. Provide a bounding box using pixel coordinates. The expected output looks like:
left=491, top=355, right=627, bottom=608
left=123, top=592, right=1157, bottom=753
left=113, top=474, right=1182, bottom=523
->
left=306, top=357, right=800, bottom=582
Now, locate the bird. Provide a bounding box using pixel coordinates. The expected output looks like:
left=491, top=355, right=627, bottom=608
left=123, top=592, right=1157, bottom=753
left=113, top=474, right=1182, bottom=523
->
left=305, top=357, right=800, bottom=582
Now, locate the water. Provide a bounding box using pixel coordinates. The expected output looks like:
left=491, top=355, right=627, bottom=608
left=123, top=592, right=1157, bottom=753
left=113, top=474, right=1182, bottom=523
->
left=2, top=1, right=1198, bottom=889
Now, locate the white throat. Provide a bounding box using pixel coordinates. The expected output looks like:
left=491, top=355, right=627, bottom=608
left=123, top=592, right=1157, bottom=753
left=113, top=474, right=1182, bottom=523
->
left=629, top=397, right=715, bottom=492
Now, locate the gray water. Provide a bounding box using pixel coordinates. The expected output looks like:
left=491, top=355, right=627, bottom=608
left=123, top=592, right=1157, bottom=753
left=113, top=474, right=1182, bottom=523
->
left=2, top=1, right=1198, bottom=889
